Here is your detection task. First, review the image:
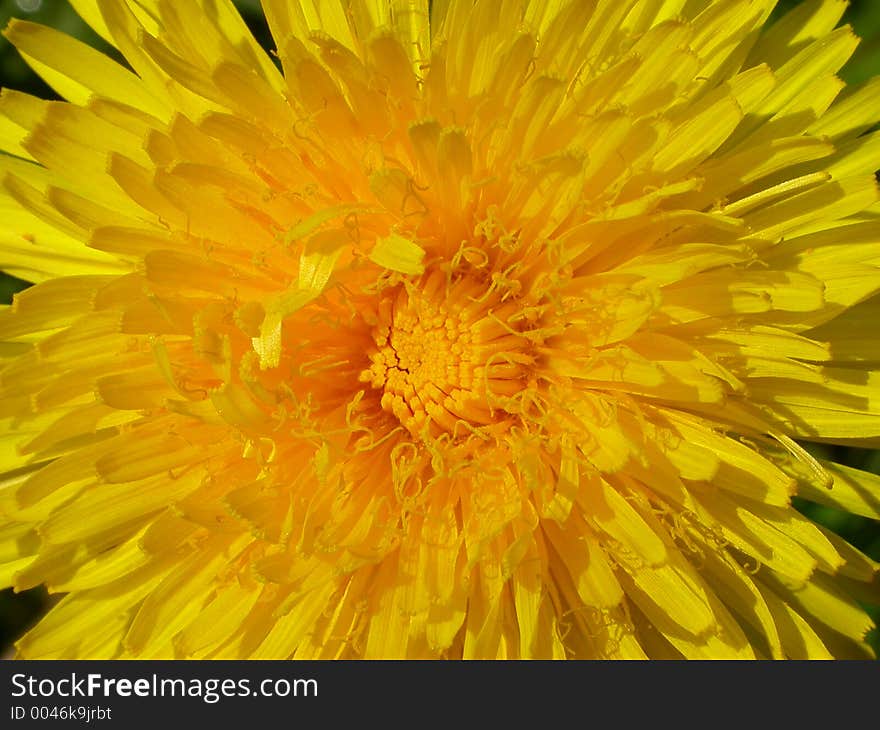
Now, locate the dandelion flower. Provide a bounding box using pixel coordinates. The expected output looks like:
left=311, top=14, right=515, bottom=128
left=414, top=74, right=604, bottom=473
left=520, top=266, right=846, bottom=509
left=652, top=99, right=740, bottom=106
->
left=1, top=0, right=880, bottom=660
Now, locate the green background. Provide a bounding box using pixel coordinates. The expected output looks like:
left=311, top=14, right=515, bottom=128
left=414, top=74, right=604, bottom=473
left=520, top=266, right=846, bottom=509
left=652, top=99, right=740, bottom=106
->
left=0, top=0, right=878, bottom=657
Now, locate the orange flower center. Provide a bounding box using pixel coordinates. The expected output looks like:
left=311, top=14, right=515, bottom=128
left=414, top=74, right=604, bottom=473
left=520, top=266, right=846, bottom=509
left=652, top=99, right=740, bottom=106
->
left=359, top=271, right=533, bottom=437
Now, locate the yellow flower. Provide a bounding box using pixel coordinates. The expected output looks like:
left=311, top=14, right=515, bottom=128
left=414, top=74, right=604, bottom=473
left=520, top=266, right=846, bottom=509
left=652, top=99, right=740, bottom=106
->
left=1, top=0, right=879, bottom=659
